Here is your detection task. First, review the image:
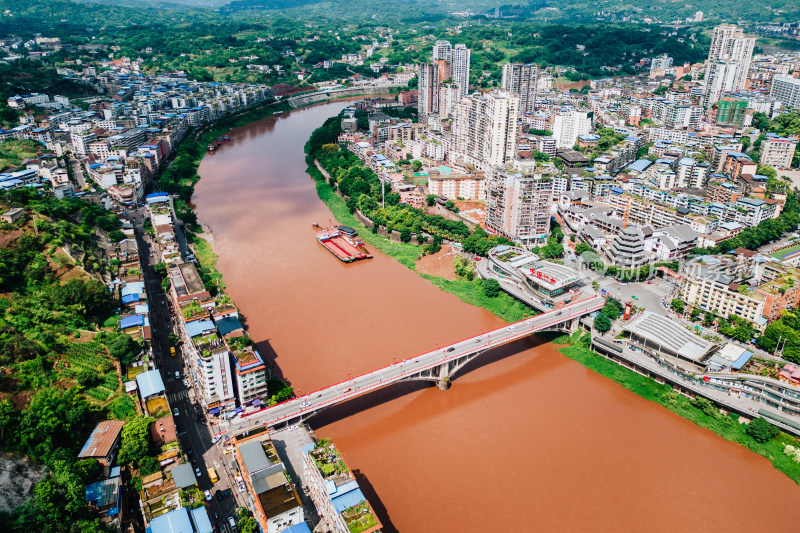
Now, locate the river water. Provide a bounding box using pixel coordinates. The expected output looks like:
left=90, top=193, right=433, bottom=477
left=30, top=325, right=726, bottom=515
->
left=194, top=101, right=800, bottom=532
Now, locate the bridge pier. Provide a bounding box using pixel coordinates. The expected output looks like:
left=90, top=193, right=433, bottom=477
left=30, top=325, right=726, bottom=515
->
left=437, top=362, right=451, bottom=390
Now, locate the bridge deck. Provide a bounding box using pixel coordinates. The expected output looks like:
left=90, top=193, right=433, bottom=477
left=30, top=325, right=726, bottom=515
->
left=243, top=295, right=604, bottom=427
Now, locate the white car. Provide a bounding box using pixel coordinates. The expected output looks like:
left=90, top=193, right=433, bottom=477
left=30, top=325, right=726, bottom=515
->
left=182, top=379, right=189, bottom=387
left=173, top=407, right=179, bottom=416
left=211, top=435, right=222, bottom=444
left=525, top=319, right=535, bottom=325
left=300, top=401, right=310, bottom=408
left=506, top=326, right=516, bottom=332
left=204, top=490, right=212, bottom=501
left=195, top=467, right=202, bottom=478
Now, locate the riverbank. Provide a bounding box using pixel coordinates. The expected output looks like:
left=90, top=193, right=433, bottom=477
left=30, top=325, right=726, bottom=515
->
left=303, top=117, right=800, bottom=485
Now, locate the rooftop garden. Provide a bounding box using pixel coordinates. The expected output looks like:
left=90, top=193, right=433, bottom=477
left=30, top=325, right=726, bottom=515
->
left=342, top=501, right=379, bottom=533
left=182, top=300, right=207, bottom=320
left=310, top=438, right=349, bottom=479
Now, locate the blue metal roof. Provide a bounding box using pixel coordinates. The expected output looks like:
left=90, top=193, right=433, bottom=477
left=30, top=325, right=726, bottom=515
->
left=85, top=477, right=121, bottom=515
left=185, top=319, right=215, bottom=338
left=190, top=507, right=213, bottom=533
left=216, top=316, right=243, bottom=337
left=149, top=507, right=193, bottom=533
left=626, top=159, right=652, bottom=173
left=120, top=314, right=144, bottom=329
left=121, top=293, right=140, bottom=305
left=136, top=370, right=165, bottom=398
left=331, top=486, right=367, bottom=513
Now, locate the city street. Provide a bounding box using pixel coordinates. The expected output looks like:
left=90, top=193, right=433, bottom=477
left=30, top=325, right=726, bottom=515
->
left=133, top=214, right=241, bottom=532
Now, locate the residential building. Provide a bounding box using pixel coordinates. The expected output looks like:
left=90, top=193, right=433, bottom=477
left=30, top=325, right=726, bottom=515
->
left=552, top=111, right=591, bottom=149
left=703, top=60, right=741, bottom=108
left=770, top=74, right=800, bottom=109
left=644, top=223, right=698, bottom=260
left=485, top=167, right=552, bottom=247
left=450, top=91, right=519, bottom=169
left=501, top=63, right=538, bottom=113
left=451, top=44, right=471, bottom=99
left=427, top=168, right=486, bottom=200
left=417, top=64, right=439, bottom=119
left=302, top=439, right=382, bottom=533
left=680, top=255, right=767, bottom=324
left=232, top=346, right=269, bottom=407
left=233, top=428, right=304, bottom=533
left=78, top=420, right=126, bottom=471
left=760, top=135, right=798, bottom=168
left=705, top=24, right=755, bottom=90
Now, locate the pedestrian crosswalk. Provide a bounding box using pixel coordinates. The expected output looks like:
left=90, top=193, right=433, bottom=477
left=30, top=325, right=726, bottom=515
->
left=168, top=390, right=189, bottom=403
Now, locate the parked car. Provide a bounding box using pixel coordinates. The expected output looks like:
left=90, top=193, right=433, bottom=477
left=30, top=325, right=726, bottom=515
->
left=211, top=434, right=222, bottom=444
left=173, top=408, right=179, bottom=416
left=228, top=517, right=237, bottom=530
left=204, top=490, right=212, bottom=501
left=195, top=467, right=202, bottom=478
left=174, top=370, right=180, bottom=379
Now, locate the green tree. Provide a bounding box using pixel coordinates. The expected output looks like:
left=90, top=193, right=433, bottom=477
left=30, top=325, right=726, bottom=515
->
left=745, top=417, right=780, bottom=443
left=574, top=242, right=593, bottom=255
left=117, top=415, right=154, bottom=466
left=399, top=228, right=412, bottom=243
left=75, top=368, right=99, bottom=388
left=425, top=194, right=436, bottom=206
left=102, top=332, right=139, bottom=366
left=670, top=298, right=686, bottom=314
left=594, top=313, right=612, bottom=333
left=411, top=160, right=422, bottom=172
left=483, top=279, right=501, bottom=298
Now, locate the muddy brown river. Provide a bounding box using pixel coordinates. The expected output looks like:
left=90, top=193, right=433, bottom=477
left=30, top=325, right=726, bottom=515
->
left=194, top=101, right=800, bottom=532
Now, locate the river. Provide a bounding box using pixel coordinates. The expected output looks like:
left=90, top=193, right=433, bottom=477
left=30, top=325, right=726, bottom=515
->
left=194, top=101, right=800, bottom=532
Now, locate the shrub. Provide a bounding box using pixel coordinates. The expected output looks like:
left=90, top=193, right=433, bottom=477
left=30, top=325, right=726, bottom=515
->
left=746, top=417, right=779, bottom=443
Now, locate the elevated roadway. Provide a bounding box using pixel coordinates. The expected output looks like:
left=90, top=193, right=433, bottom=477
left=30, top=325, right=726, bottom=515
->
left=244, top=295, right=604, bottom=428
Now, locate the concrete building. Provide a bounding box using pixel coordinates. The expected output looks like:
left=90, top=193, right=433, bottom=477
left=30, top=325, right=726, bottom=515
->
left=703, top=60, right=741, bottom=108
left=78, top=420, right=126, bottom=471
left=605, top=224, right=648, bottom=268
left=417, top=64, right=439, bottom=119
left=302, top=439, right=382, bottom=533
left=715, top=97, right=748, bottom=127
left=233, top=428, right=304, bottom=533
left=705, top=24, right=755, bottom=90
left=680, top=255, right=767, bottom=324
left=450, top=91, right=519, bottom=169
left=501, top=62, right=538, bottom=113
left=427, top=168, right=486, bottom=200
left=450, top=44, right=471, bottom=99
left=760, top=135, right=798, bottom=168
left=485, top=167, right=552, bottom=247
left=231, top=346, right=269, bottom=407
left=552, top=111, right=591, bottom=149
left=770, top=74, right=800, bottom=109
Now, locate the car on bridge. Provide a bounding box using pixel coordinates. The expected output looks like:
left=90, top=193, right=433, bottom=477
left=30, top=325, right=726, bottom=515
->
left=506, top=326, right=516, bottom=331
left=446, top=347, right=455, bottom=352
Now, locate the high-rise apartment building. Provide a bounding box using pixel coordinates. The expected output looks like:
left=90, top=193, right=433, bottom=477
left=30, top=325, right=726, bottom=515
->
left=485, top=167, right=553, bottom=247
left=450, top=91, right=519, bottom=169
left=432, top=40, right=452, bottom=62
left=552, top=111, right=591, bottom=148
left=703, top=60, right=741, bottom=108
left=451, top=44, right=471, bottom=99
left=770, top=74, right=800, bottom=109
left=417, top=63, right=439, bottom=119
left=501, top=62, right=539, bottom=113
left=703, top=24, right=755, bottom=107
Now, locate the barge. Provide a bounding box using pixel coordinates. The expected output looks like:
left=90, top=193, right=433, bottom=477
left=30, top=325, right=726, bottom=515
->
left=313, top=224, right=372, bottom=263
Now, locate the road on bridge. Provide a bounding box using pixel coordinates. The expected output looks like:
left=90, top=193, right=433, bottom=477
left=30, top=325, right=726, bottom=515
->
left=234, top=295, right=604, bottom=429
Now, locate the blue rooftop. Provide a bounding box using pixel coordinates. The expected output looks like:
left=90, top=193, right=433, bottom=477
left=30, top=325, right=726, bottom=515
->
left=216, top=316, right=243, bottom=337
left=189, top=507, right=213, bottom=533
left=186, top=319, right=215, bottom=338
left=148, top=507, right=193, bottom=533
left=136, top=369, right=165, bottom=398
left=282, top=524, right=312, bottom=533
left=120, top=314, right=144, bottom=329
left=626, top=159, right=652, bottom=173
left=331, top=486, right=367, bottom=513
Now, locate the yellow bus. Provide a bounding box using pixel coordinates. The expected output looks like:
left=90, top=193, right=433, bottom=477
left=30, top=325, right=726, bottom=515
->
left=207, top=467, right=219, bottom=484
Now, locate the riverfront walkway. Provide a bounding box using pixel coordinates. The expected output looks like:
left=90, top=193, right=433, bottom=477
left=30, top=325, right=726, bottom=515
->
left=245, top=295, right=605, bottom=427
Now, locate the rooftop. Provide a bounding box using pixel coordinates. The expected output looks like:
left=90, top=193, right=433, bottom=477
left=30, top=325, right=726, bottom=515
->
left=78, top=420, right=126, bottom=459
left=624, top=311, right=715, bottom=361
